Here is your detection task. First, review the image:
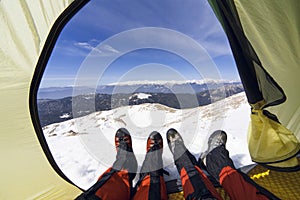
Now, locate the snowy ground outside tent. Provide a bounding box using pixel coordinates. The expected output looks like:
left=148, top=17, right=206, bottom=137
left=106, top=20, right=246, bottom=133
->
left=43, top=92, right=252, bottom=189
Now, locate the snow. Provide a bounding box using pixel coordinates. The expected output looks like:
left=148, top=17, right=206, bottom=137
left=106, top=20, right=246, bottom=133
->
left=60, top=113, right=71, bottom=119
left=43, top=92, right=252, bottom=189
left=131, top=93, right=152, bottom=99
left=108, top=79, right=240, bottom=86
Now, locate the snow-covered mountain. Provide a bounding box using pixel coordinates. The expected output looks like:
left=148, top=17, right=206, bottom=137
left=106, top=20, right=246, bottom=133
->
left=37, top=81, right=244, bottom=126
left=43, top=92, right=252, bottom=190
left=107, top=79, right=238, bottom=86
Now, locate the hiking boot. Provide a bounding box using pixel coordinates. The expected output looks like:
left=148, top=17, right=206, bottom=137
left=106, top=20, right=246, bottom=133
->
left=115, top=128, right=132, bottom=151
left=166, top=128, right=198, bottom=166
left=203, top=130, right=235, bottom=183
left=134, top=131, right=168, bottom=198
left=166, top=129, right=221, bottom=187
left=200, top=130, right=227, bottom=161
left=167, top=129, right=220, bottom=199
left=139, top=131, right=164, bottom=174
left=166, top=128, right=185, bottom=155
left=112, top=128, right=137, bottom=175
left=147, top=131, right=163, bottom=152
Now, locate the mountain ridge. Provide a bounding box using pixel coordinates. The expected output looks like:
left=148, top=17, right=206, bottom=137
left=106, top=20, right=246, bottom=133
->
left=38, top=80, right=242, bottom=99
left=38, top=84, right=244, bottom=127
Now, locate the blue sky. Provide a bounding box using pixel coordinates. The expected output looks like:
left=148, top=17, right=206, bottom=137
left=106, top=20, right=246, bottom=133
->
left=40, top=0, right=240, bottom=88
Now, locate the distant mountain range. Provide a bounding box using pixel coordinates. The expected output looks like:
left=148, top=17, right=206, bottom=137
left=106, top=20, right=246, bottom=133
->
left=38, top=80, right=242, bottom=99
left=37, top=80, right=244, bottom=126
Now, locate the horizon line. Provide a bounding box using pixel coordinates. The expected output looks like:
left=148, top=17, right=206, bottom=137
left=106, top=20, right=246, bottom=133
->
left=40, top=78, right=241, bottom=89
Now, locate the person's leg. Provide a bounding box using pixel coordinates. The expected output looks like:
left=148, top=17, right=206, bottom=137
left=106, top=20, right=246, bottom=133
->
left=204, top=130, right=279, bottom=200
left=166, top=129, right=223, bottom=200
left=92, top=167, right=132, bottom=200
left=76, top=128, right=137, bottom=200
left=133, top=131, right=168, bottom=200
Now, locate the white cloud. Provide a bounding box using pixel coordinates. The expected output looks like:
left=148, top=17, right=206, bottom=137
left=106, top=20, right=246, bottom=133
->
left=74, top=40, right=120, bottom=57
left=74, top=42, right=94, bottom=51
left=54, top=39, right=120, bottom=58
left=101, top=44, right=120, bottom=53
left=55, top=41, right=88, bottom=57
left=201, top=39, right=233, bottom=58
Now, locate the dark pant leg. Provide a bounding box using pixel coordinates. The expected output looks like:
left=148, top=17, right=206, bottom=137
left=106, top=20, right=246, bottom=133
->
left=206, top=146, right=279, bottom=200
left=174, top=146, right=222, bottom=200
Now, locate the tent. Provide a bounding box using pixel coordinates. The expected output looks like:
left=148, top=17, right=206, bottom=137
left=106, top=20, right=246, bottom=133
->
left=0, top=0, right=299, bottom=199
left=208, top=0, right=300, bottom=166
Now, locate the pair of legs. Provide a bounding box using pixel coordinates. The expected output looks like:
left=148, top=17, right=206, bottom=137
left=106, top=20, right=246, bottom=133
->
left=76, top=128, right=167, bottom=200
left=76, top=128, right=278, bottom=200
left=167, top=129, right=278, bottom=200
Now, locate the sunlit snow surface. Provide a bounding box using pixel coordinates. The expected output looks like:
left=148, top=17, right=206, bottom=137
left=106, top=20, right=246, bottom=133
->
left=130, top=93, right=152, bottom=99
left=43, top=92, right=252, bottom=189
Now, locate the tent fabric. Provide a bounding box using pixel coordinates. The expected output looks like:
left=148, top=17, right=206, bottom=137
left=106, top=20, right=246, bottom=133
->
left=234, top=0, right=300, bottom=161
left=232, top=0, right=300, bottom=138
left=209, top=0, right=300, bottom=164
left=0, top=0, right=83, bottom=199
left=208, top=0, right=265, bottom=106
left=208, top=0, right=286, bottom=108
left=248, top=110, right=299, bottom=164
left=1, top=0, right=299, bottom=199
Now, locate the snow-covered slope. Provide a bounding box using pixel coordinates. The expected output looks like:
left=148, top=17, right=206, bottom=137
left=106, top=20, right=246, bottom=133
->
left=43, top=92, right=251, bottom=189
